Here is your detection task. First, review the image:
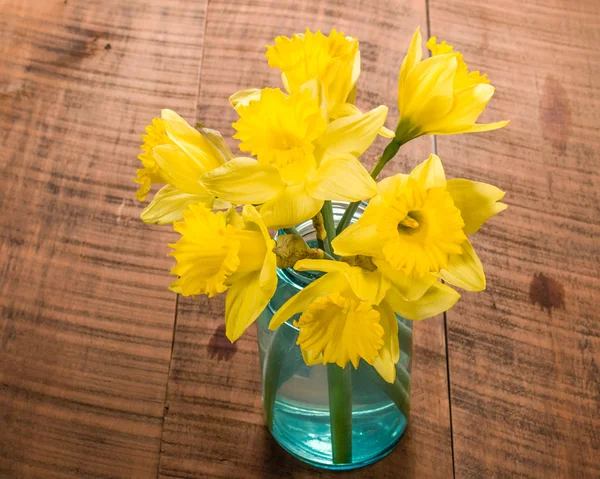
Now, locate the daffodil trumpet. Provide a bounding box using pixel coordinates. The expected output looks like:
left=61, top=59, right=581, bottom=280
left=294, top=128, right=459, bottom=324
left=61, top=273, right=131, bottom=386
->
left=135, top=26, right=508, bottom=468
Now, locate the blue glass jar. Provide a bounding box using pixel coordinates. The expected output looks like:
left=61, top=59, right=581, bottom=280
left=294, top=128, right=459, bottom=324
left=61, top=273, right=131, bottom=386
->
left=256, top=204, right=412, bottom=470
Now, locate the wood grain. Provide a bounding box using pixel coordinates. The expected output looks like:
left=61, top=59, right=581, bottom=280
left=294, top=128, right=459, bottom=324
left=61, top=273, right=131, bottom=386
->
left=157, top=1, right=455, bottom=477
left=429, top=0, right=600, bottom=477
left=0, top=0, right=206, bottom=477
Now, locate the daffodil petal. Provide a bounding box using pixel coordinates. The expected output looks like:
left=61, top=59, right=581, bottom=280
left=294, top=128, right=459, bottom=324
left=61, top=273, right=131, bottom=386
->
left=372, top=258, right=436, bottom=301
left=153, top=145, right=209, bottom=195
left=440, top=238, right=485, bottom=291
left=294, top=292, right=384, bottom=369
left=398, top=27, right=423, bottom=98
left=426, top=84, right=509, bottom=135
left=201, top=157, right=286, bottom=204
left=379, top=126, right=395, bottom=138
left=302, top=349, right=325, bottom=366
left=446, top=178, right=507, bottom=235
left=409, top=154, right=446, bottom=189
left=306, top=153, right=377, bottom=202
left=401, top=54, right=457, bottom=124
left=330, top=102, right=360, bottom=119
left=195, top=123, right=235, bottom=163
left=331, top=222, right=383, bottom=257
left=260, top=184, right=323, bottom=229
left=457, top=120, right=510, bottom=134
left=225, top=270, right=276, bottom=342
left=385, top=281, right=460, bottom=320
left=294, top=259, right=350, bottom=274
left=377, top=174, right=410, bottom=204
left=269, top=272, right=343, bottom=330
left=373, top=300, right=400, bottom=383
left=345, top=269, right=390, bottom=305
left=331, top=103, right=394, bottom=138
left=161, top=109, right=223, bottom=171
left=319, top=105, right=389, bottom=157
left=229, top=88, right=262, bottom=109
left=295, top=259, right=390, bottom=304
left=241, top=205, right=278, bottom=290
left=141, top=185, right=215, bottom=225
left=300, top=78, right=328, bottom=121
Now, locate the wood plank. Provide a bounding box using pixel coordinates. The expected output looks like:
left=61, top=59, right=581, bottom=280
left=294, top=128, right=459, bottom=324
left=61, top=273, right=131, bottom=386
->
left=0, top=1, right=207, bottom=477
left=428, top=0, right=600, bottom=477
left=158, top=1, right=454, bottom=477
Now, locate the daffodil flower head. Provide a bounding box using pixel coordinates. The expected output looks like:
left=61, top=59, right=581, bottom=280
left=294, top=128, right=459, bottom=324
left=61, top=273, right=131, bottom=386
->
left=135, top=117, right=172, bottom=201
left=233, top=88, right=326, bottom=184
left=266, top=28, right=360, bottom=115
left=135, top=110, right=233, bottom=225
left=169, top=204, right=277, bottom=342
left=202, top=87, right=388, bottom=229
left=395, top=27, right=509, bottom=145
left=333, top=154, right=507, bottom=297
left=376, top=177, right=467, bottom=277
left=269, top=259, right=400, bottom=382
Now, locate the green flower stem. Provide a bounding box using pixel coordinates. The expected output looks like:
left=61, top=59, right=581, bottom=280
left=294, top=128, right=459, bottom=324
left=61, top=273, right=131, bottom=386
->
left=396, top=363, right=411, bottom=392
left=327, top=363, right=353, bottom=464
left=370, top=138, right=402, bottom=179
left=320, top=201, right=337, bottom=258
left=397, top=321, right=413, bottom=359
left=263, top=324, right=303, bottom=430
left=263, top=335, right=284, bottom=431
left=363, top=365, right=410, bottom=419
left=336, top=138, right=403, bottom=235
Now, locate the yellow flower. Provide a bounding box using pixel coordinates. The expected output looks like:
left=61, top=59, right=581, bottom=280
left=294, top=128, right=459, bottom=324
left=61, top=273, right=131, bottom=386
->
left=269, top=259, right=396, bottom=381
left=266, top=28, right=359, bottom=116
left=332, top=154, right=507, bottom=301
left=135, top=110, right=231, bottom=224
left=395, top=27, right=509, bottom=145
left=270, top=258, right=458, bottom=382
left=202, top=87, right=388, bottom=229
left=169, top=204, right=277, bottom=342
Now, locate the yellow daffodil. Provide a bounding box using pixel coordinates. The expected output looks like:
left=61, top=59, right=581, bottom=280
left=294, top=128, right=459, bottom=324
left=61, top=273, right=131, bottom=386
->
left=269, top=259, right=458, bottom=382
left=332, top=154, right=507, bottom=301
left=266, top=28, right=359, bottom=117
left=395, top=27, right=509, bottom=145
left=169, top=204, right=277, bottom=342
left=269, top=259, right=397, bottom=382
left=134, top=110, right=231, bottom=224
left=202, top=87, right=387, bottom=229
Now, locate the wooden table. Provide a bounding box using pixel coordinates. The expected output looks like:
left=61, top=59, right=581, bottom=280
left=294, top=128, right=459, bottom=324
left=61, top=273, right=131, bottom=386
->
left=1, top=0, right=599, bottom=477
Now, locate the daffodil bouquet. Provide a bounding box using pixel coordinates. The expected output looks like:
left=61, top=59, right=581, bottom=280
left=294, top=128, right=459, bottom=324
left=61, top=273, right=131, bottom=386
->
left=135, top=27, right=507, bottom=468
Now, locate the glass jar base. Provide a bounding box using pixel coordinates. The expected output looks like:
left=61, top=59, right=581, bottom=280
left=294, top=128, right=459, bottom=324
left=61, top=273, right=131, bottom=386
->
left=269, top=398, right=408, bottom=470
